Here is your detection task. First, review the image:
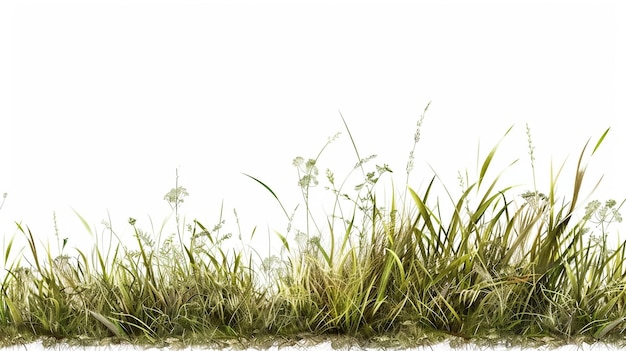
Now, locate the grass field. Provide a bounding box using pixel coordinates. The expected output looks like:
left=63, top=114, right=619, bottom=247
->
left=1, top=107, right=624, bottom=349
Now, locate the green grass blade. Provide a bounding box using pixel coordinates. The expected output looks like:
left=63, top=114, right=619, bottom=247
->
left=89, top=310, right=128, bottom=339
left=242, top=173, right=290, bottom=220
left=592, top=127, right=610, bottom=155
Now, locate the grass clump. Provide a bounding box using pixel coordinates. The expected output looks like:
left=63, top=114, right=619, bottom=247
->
left=1, top=107, right=625, bottom=348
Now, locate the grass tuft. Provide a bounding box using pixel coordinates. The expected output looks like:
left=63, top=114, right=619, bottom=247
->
left=0, top=109, right=623, bottom=348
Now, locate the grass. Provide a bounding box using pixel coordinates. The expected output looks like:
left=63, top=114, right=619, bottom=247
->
left=1, top=106, right=625, bottom=349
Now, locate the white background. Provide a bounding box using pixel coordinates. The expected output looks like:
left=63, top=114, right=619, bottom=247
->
left=1, top=0, right=625, bottom=262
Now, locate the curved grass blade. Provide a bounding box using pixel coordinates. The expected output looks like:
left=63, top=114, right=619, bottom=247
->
left=242, top=173, right=290, bottom=220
